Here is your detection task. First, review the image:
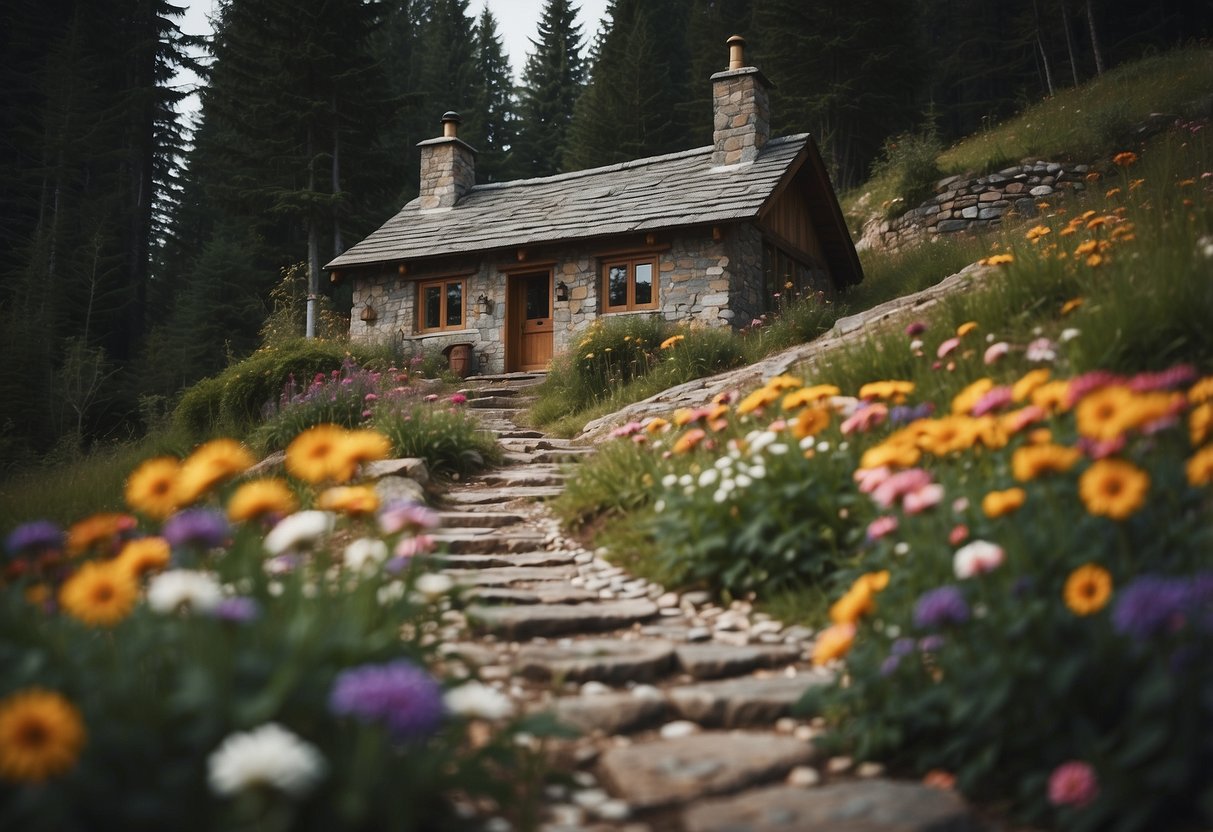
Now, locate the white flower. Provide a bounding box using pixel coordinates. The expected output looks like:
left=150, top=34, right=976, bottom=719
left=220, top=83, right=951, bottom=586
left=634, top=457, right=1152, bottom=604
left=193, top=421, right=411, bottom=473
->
left=415, top=573, right=453, bottom=601
left=815, top=441, right=830, bottom=453
left=654, top=499, right=666, bottom=513
left=678, top=474, right=693, bottom=487
left=953, top=540, right=1005, bottom=579
left=767, top=443, right=788, bottom=455
left=661, top=474, right=677, bottom=488
left=713, top=490, right=728, bottom=503
left=444, top=682, right=514, bottom=720
left=714, top=457, right=733, bottom=470
left=1025, top=337, right=1057, bottom=363
left=264, top=511, right=334, bottom=556
left=893, top=542, right=911, bottom=556
left=343, top=538, right=389, bottom=573
left=749, top=465, right=766, bottom=479
left=799, top=436, right=816, bottom=450
left=698, top=469, right=718, bottom=487
left=735, top=474, right=752, bottom=488
left=147, top=570, right=223, bottom=614
left=910, top=339, right=924, bottom=352
left=208, top=722, right=326, bottom=798
left=377, top=581, right=405, bottom=604
left=1060, top=327, right=1081, bottom=343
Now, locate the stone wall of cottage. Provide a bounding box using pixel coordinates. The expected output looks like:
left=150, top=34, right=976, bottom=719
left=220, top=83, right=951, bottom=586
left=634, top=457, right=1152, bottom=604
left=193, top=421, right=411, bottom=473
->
left=349, top=226, right=760, bottom=374
left=858, top=161, right=1093, bottom=251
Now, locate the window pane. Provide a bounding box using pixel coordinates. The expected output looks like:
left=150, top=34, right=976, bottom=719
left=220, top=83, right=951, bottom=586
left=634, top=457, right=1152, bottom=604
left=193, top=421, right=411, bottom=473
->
left=424, top=286, right=441, bottom=329
left=525, top=276, right=548, bottom=320
left=445, top=282, right=462, bottom=327
left=634, top=262, right=653, bottom=305
left=607, top=265, right=628, bottom=308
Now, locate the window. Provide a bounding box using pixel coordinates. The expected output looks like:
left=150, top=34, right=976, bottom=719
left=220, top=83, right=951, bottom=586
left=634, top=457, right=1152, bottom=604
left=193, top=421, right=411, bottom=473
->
left=761, top=243, right=824, bottom=313
left=601, top=257, right=658, bottom=312
left=417, top=277, right=466, bottom=333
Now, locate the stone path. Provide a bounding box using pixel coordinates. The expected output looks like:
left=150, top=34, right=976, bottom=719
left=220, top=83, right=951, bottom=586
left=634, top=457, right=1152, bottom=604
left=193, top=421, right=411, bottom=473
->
left=425, top=373, right=989, bottom=832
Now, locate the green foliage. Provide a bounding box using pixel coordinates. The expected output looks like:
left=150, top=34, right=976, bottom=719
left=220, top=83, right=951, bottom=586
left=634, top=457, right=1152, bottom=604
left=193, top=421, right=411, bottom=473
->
left=512, top=0, right=587, bottom=177
left=373, top=405, right=501, bottom=479
left=869, top=130, right=945, bottom=219
left=259, top=264, right=352, bottom=349
left=0, top=486, right=548, bottom=830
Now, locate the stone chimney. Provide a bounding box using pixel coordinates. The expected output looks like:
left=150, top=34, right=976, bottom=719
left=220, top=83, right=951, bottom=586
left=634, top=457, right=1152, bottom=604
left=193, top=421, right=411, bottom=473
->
left=711, top=36, right=771, bottom=167
left=417, top=111, right=476, bottom=210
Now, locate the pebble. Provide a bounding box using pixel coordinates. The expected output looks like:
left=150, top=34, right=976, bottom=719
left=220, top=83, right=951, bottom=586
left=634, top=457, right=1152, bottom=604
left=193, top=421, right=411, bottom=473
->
left=544, top=785, right=569, bottom=801
left=573, top=771, right=597, bottom=788
left=826, top=756, right=854, bottom=774
left=657, top=592, right=680, bottom=608
left=714, top=630, right=750, bottom=646
left=686, top=627, right=711, bottom=642
left=682, top=590, right=711, bottom=606
left=857, top=761, right=886, bottom=778
left=787, top=766, right=822, bottom=787
left=480, top=665, right=510, bottom=681
left=659, top=720, right=701, bottom=739
left=775, top=718, right=797, bottom=734
left=580, top=681, right=610, bottom=696
left=484, top=819, right=512, bottom=832
left=573, top=552, right=593, bottom=564
left=599, top=589, right=617, bottom=599
left=631, top=684, right=663, bottom=700
left=794, top=725, right=816, bottom=742
left=594, top=799, right=631, bottom=821
left=659, top=607, right=683, bottom=617
left=547, top=805, right=584, bottom=826
left=572, top=788, right=610, bottom=809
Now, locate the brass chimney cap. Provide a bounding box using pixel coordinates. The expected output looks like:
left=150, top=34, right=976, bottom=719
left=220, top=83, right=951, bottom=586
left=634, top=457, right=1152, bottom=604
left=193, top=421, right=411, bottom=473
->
left=726, top=35, right=746, bottom=70
left=441, top=111, right=462, bottom=138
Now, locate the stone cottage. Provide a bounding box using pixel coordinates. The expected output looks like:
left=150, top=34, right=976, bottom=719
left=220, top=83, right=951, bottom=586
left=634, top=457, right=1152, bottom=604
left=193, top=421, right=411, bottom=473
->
left=326, top=36, right=863, bottom=375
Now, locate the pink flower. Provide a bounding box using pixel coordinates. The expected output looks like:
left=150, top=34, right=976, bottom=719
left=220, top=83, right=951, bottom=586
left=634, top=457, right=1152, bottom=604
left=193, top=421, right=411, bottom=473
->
left=952, top=497, right=970, bottom=513
left=379, top=502, right=439, bottom=535
left=1077, top=435, right=1127, bottom=459
left=971, top=386, right=1014, bottom=417
left=365, top=393, right=379, bottom=402
left=841, top=403, right=888, bottom=435
left=394, top=534, right=435, bottom=558
left=953, top=540, right=1005, bottom=579
left=424, top=394, right=439, bottom=402
left=854, top=466, right=892, bottom=494
left=1004, top=405, right=1047, bottom=434
left=983, top=342, right=1010, bottom=365
left=610, top=421, right=644, bottom=438
left=866, top=515, right=899, bottom=541
left=631, top=435, right=647, bottom=444
left=449, top=393, right=468, bottom=405
left=1025, top=337, right=1057, bottom=362
left=948, top=524, right=970, bottom=545
left=936, top=337, right=961, bottom=359
left=768, top=418, right=787, bottom=431
left=903, top=483, right=944, bottom=514
left=872, top=468, right=933, bottom=509
left=1048, top=761, right=1099, bottom=808
left=905, top=321, right=927, bottom=337
left=1127, top=364, right=1196, bottom=392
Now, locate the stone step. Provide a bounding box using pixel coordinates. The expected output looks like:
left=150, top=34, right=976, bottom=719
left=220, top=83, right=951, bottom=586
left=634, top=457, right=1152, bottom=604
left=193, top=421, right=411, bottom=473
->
left=443, top=565, right=578, bottom=586
left=362, top=457, right=429, bottom=484
left=438, top=531, right=549, bottom=554
left=497, top=437, right=583, bottom=452
left=477, top=467, right=566, bottom=488
left=442, top=485, right=567, bottom=505
left=673, top=644, right=804, bottom=680
left=681, top=781, right=983, bottom=832
left=514, top=640, right=676, bottom=684
left=435, top=510, right=527, bottom=528
left=497, top=429, right=546, bottom=440
left=468, top=407, right=526, bottom=419
left=432, top=551, right=577, bottom=569
left=468, top=395, right=536, bottom=409
left=468, top=372, right=546, bottom=384
left=467, top=599, right=659, bottom=639
left=665, top=673, right=832, bottom=728
left=544, top=691, right=668, bottom=735
left=595, top=732, right=817, bottom=811
left=531, top=448, right=593, bottom=464
left=466, top=585, right=599, bottom=605
left=459, top=386, right=522, bottom=398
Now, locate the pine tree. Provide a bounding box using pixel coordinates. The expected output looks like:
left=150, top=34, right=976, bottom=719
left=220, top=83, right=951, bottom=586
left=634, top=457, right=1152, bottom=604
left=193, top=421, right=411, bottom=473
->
left=513, top=0, right=586, bottom=177
left=563, top=0, right=692, bottom=171
left=466, top=7, right=516, bottom=182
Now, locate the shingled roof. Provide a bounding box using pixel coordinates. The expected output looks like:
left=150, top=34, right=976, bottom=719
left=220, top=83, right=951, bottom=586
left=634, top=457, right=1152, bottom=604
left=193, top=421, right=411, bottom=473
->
left=326, top=133, right=859, bottom=285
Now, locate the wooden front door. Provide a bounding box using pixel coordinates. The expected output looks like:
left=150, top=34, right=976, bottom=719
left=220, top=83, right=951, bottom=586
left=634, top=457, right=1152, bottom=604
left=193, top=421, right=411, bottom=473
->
left=507, top=271, right=553, bottom=372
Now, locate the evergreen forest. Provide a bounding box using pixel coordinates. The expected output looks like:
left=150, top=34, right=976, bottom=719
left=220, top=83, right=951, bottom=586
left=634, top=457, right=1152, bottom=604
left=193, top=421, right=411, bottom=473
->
left=0, top=0, right=1208, bottom=464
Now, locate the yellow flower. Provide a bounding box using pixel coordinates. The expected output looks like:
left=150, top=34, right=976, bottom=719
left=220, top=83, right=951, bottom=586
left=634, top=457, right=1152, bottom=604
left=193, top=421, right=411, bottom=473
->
left=176, top=439, right=255, bottom=505
left=1186, top=446, right=1213, bottom=486
left=1025, top=225, right=1051, bottom=241
left=285, top=425, right=349, bottom=484
left=1105, top=187, right=1121, bottom=198
left=765, top=374, right=803, bottom=392
left=1188, top=377, right=1213, bottom=404
left=673, top=408, right=698, bottom=426
left=1012, top=443, right=1081, bottom=481
left=1012, top=369, right=1051, bottom=402
left=228, top=478, right=298, bottom=522
left=114, top=537, right=170, bottom=581
left=66, top=513, right=136, bottom=557
left=1191, top=403, right=1213, bottom=446
left=917, top=416, right=980, bottom=456
left=1086, top=253, right=1104, bottom=268
left=782, top=384, right=840, bottom=410
left=956, top=321, right=978, bottom=338
left=316, top=485, right=380, bottom=516
left=659, top=334, right=685, bottom=349
left=0, top=689, right=86, bottom=783
left=858, top=380, right=915, bottom=403
left=951, top=378, right=995, bottom=416
left=645, top=417, right=670, bottom=435
left=980, top=253, right=1014, bottom=265
left=1060, top=298, right=1084, bottom=316
left=1074, top=239, right=1098, bottom=257
left=584, top=353, right=594, bottom=359
left=58, top=561, right=138, bottom=627
left=124, top=457, right=181, bottom=519
left=333, top=429, right=393, bottom=481
left=1079, top=458, right=1149, bottom=519
left=672, top=428, right=707, bottom=455
left=737, top=387, right=780, bottom=415
left=1064, top=564, right=1113, bottom=616
left=812, top=623, right=856, bottom=665
left=859, top=441, right=921, bottom=470
left=1030, top=380, right=1072, bottom=413
left=982, top=487, right=1026, bottom=518
left=792, top=407, right=830, bottom=439
left=1075, top=385, right=1136, bottom=441
left=829, top=584, right=873, bottom=625
left=1112, top=151, right=1138, bottom=167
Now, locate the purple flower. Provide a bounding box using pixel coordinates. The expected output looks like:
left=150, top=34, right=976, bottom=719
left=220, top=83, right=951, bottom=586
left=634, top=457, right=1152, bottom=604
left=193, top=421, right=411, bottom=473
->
left=889, top=402, right=935, bottom=425
left=210, top=596, right=260, bottom=623
left=329, top=659, right=444, bottom=739
left=880, top=655, right=901, bottom=676
left=913, top=586, right=970, bottom=630
left=163, top=509, right=230, bottom=549
left=1112, top=574, right=1212, bottom=639
left=890, top=637, right=916, bottom=657
left=378, top=501, right=439, bottom=535
left=5, top=521, right=64, bottom=556
left=918, top=635, right=946, bottom=652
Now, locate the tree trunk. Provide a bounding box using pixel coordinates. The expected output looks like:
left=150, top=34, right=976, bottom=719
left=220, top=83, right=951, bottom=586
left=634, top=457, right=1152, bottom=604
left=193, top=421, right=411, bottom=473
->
left=1033, top=0, right=1055, bottom=96
left=1061, top=0, right=1080, bottom=86
left=306, top=123, right=319, bottom=340
left=332, top=93, right=344, bottom=256
left=1086, top=0, right=1105, bottom=75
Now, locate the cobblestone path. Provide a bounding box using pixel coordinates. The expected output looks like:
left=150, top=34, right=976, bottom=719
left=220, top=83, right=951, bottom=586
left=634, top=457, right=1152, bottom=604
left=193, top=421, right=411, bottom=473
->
left=430, top=373, right=988, bottom=832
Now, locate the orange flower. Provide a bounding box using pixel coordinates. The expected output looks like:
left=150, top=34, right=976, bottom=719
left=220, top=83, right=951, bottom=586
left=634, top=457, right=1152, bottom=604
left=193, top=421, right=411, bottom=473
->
left=859, top=441, right=921, bottom=470
left=114, top=537, right=171, bottom=581
left=1190, top=403, right=1213, bottom=446
left=286, top=425, right=349, bottom=483
left=1112, top=151, right=1138, bottom=167
left=792, top=407, right=830, bottom=439
left=124, top=457, right=181, bottom=519
left=982, top=487, right=1026, bottom=518
left=951, top=378, right=995, bottom=416
left=812, top=623, right=856, bottom=665
left=737, top=387, right=780, bottom=415
left=176, top=439, right=255, bottom=505
left=58, top=561, right=138, bottom=627
left=672, top=428, right=707, bottom=454
left=1012, top=369, right=1052, bottom=403
left=1060, top=298, right=1084, bottom=316
left=980, top=253, right=1014, bottom=266
left=1025, top=225, right=1051, bottom=241
left=829, top=585, right=873, bottom=625
left=66, top=513, right=136, bottom=557
left=956, top=321, right=978, bottom=338
left=333, top=429, right=392, bottom=481
left=1086, top=253, right=1104, bottom=268
left=765, top=374, right=803, bottom=391
left=1075, top=385, right=1136, bottom=441
left=228, top=478, right=298, bottom=522
left=782, top=385, right=840, bottom=411
left=0, top=689, right=86, bottom=783
left=316, top=485, right=380, bottom=516
left=1079, top=459, right=1149, bottom=519
left=917, top=416, right=980, bottom=456
left=1030, top=380, right=1072, bottom=413
left=1012, top=443, right=1081, bottom=481
left=1186, top=446, right=1213, bottom=486
left=1064, top=564, right=1113, bottom=615
left=645, top=417, right=670, bottom=434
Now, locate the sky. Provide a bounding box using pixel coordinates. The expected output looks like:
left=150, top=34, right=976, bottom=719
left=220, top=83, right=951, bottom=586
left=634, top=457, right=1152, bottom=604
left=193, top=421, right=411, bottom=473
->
left=175, top=0, right=611, bottom=121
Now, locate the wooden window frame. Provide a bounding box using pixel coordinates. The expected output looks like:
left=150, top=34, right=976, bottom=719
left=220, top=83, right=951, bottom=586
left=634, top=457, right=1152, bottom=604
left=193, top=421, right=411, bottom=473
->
left=601, top=256, right=660, bottom=313
left=416, top=276, right=468, bottom=333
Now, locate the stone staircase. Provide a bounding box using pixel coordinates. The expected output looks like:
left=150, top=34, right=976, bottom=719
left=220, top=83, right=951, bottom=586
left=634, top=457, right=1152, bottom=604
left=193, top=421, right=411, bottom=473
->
left=426, top=373, right=988, bottom=832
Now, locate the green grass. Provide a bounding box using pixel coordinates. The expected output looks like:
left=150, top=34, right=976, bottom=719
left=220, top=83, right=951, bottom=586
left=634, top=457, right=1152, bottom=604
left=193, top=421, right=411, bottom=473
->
left=842, top=48, right=1213, bottom=226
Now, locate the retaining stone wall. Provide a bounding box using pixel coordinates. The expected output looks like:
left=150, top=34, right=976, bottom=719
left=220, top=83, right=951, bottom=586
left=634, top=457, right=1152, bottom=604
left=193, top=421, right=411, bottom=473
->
left=859, top=161, right=1092, bottom=251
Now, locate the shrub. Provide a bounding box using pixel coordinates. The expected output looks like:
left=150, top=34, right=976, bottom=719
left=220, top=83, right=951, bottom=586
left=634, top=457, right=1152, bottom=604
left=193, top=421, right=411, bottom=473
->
left=869, top=129, right=944, bottom=219
left=373, top=405, right=501, bottom=478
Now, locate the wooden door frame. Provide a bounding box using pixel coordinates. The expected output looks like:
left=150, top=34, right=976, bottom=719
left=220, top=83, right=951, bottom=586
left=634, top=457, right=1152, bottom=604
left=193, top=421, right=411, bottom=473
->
left=504, top=269, right=554, bottom=372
